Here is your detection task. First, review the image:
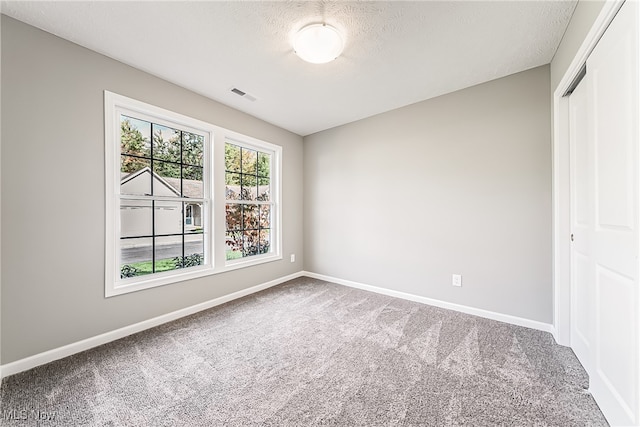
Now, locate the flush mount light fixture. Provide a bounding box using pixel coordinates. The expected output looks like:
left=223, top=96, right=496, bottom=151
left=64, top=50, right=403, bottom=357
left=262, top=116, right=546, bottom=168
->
left=293, top=23, right=344, bottom=64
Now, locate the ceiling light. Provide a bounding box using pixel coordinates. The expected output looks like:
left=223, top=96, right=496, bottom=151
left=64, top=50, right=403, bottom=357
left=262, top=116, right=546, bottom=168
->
left=293, top=24, right=344, bottom=64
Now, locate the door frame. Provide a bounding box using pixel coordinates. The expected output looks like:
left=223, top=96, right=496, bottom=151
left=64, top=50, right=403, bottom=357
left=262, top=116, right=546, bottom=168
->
left=552, top=0, right=624, bottom=346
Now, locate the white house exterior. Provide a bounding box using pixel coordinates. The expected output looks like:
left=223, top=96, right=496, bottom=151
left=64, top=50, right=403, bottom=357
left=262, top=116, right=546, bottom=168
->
left=120, top=168, right=203, bottom=249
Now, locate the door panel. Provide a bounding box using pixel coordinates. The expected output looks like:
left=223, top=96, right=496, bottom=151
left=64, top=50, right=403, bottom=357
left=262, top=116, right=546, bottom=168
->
left=583, top=1, right=639, bottom=425
left=596, top=265, right=636, bottom=417
left=593, top=24, right=635, bottom=231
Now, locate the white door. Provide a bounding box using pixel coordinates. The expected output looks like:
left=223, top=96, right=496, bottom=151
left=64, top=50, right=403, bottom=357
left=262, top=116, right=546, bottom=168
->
left=569, top=1, right=639, bottom=425
left=569, top=74, right=592, bottom=373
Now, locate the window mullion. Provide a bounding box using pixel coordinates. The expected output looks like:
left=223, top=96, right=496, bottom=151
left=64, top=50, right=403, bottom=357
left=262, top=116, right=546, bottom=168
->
left=180, top=130, right=185, bottom=268
left=151, top=199, right=156, bottom=274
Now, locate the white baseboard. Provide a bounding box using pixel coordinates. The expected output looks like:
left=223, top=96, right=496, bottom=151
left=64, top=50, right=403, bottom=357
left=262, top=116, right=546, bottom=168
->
left=303, top=271, right=555, bottom=334
left=0, top=271, right=304, bottom=380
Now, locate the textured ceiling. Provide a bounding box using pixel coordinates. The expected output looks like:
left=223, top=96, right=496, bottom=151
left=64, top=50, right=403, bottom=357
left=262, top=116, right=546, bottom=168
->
left=1, top=1, right=577, bottom=136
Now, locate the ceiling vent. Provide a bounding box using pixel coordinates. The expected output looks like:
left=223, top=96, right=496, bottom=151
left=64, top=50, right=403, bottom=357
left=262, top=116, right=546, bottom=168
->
left=230, top=87, right=257, bottom=102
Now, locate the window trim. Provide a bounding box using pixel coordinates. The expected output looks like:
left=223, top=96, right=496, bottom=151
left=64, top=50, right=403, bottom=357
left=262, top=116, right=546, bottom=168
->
left=105, top=91, right=282, bottom=297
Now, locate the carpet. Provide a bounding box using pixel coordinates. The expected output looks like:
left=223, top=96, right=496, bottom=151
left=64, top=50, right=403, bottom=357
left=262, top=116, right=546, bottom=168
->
left=0, top=277, right=608, bottom=426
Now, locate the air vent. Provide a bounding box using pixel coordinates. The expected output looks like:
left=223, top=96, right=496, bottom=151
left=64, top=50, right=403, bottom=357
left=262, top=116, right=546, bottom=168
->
left=230, top=87, right=257, bottom=102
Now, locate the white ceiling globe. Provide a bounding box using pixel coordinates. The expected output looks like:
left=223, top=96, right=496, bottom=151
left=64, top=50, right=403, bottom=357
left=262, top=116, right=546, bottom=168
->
left=293, top=24, right=344, bottom=64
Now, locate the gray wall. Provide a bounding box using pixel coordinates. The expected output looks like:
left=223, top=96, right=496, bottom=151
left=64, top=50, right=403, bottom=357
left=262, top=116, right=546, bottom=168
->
left=304, top=65, right=552, bottom=323
left=1, top=16, right=304, bottom=364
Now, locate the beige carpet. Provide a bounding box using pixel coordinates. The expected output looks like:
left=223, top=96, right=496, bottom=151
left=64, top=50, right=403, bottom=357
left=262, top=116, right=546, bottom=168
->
left=0, top=277, right=608, bottom=426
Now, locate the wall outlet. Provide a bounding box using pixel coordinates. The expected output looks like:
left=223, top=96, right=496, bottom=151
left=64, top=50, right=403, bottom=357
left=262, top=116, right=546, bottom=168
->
left=452, top=274, right=462, bottom=287
left=290, top=254, right=296, bottom=263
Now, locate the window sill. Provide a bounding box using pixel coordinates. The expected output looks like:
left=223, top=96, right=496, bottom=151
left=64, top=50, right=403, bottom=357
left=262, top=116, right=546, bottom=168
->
left=106, top=253, right=283, bottom=297
left=107, top=265, right=214, bottom=297
left=224, top=253, right=283, bottom=272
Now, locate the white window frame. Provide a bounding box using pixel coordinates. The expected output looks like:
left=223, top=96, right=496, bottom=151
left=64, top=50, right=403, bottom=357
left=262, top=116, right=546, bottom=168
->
left=105, top=91, right=282, bottom=297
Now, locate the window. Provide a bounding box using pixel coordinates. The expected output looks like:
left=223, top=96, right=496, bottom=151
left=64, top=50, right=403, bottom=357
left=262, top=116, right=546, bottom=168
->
left=105, top=92, right=281, bottom=296
left=225, top=142, right=272, bottom=261
left=119, top=116, right=206, bottom=275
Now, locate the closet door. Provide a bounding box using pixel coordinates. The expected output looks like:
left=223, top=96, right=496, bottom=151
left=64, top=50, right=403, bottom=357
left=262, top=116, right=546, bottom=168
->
left=580, top=1, right=639, bottom=425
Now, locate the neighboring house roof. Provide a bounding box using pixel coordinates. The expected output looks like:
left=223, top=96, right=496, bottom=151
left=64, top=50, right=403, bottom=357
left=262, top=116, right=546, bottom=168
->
left=120, top=167, right=267, bottom=200
left=120, top=167, right=202, bottom=198
left=162, top=176, right=202, bottom=199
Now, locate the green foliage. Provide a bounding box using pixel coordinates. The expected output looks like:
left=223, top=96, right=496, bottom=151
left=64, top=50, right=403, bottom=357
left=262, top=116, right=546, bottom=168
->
left=225, top=143, right=270, bottom=177
left=225, top=143, right=271, bottom=201
left=120, top=119, right=149, bottom=173
left=243, top=237, right=269, bottom=257
left=120, top=117, right=204, bottom=181
left=120, top=264, right=139, bottom=278
left=155, top=258, right=179, bottom=273
left=257, top=153, right=270, bottom=178
left=225, top=242, right=268, bottom=260
left=226, top=249, right=243, bottom=260
left=121, top=254, right=203, bottom=278
left=225, top=223, right=270, bottom=260
left=225, top=143, right=241, bottom=172
left=152, top=127, right=181, bottom=178
left=182, top=132, right=204, bottom=166
left=121, top=259, right=174, bottom=276
left=174, top=253, right=203, bottom=268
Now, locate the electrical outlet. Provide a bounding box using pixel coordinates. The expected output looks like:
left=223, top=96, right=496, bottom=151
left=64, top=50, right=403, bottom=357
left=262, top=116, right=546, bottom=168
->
left=452, top=274, right=462, bottom=287
left=290, top=254, right=296, bottom=263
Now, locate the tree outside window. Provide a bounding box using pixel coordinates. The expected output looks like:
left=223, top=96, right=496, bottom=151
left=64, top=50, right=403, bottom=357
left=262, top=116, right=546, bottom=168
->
left=224, top=142, right=272, bottom=260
